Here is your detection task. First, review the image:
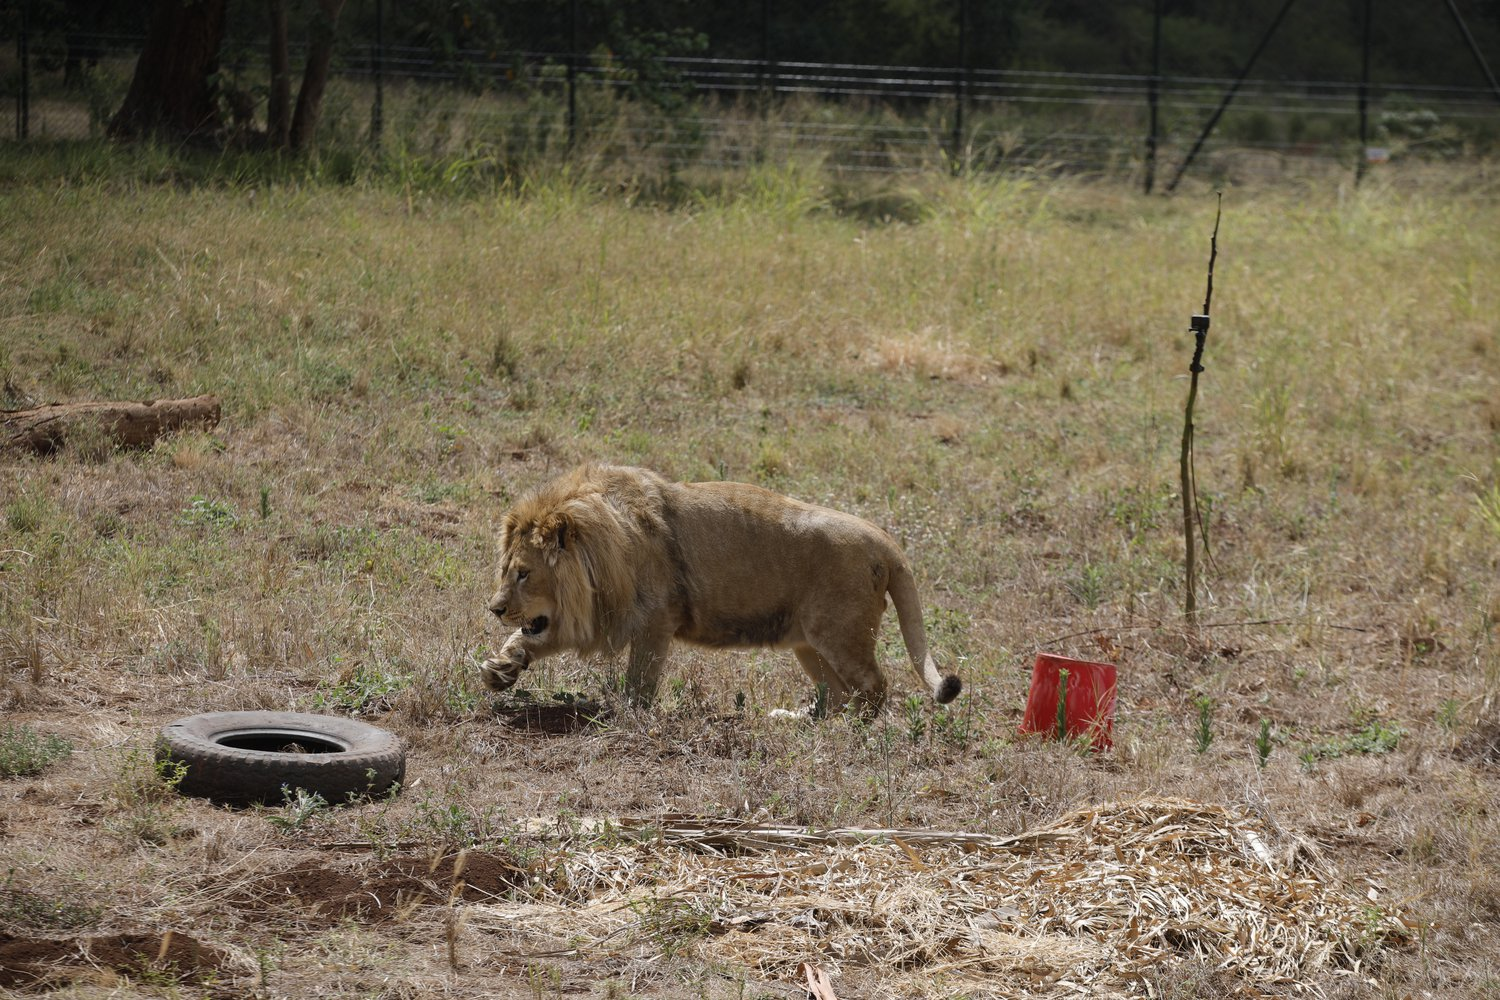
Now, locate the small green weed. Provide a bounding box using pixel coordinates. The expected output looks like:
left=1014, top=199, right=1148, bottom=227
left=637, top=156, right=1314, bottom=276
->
left=903, top=693, right=927, bottom=744
left=811, top=681, right=830, bottom=720
left=443, top=681, right=483, bottom=716
left=1107, top=485, right=1172, bottom=539
left=405, top=786, right=501, bottom=846
left=128, top=751, right=188, bottom=802
left=178, top=495, right=239, bottom=528
left=1253, top=382, right=1299, bottom=478
left=934, top=700, right=975, bottom=749
left=411, top=477, right=472, bottom=505
left=109, top=750, right=189, bottom=846
left=4, top=495, right=49, bottom=534
left=1478, top=484, right=1500, bottom=539
left=1255, top=719, right=1275, bottom=768
left=268, top=787, right=331, bottom=832
left=1300, top=720, right=1405, bottom=766
left=525, top=962, right=565, bottom=1000
left=1066, top=562, right=1108, bottom=609
left=434, top=423, right=468, bottom=458
left=314, top=662, right=412, bottom=714
left=923, top=607, right=973, bottom=660
left=1193, top=696, right=1216, bottom=754
left=0, top=724, right=73, bottom=778
left=490, top=329, right=520, bottom=377
left=632, top=895, right=714, bottom=958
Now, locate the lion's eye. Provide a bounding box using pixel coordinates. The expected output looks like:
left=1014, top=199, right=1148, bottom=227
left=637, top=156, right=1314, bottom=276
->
left=516, top=570, right=529, bottom=583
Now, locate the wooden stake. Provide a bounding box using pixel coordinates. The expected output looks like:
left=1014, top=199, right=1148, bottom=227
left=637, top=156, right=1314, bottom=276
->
left=1181, top=197, right=1222, bottom=619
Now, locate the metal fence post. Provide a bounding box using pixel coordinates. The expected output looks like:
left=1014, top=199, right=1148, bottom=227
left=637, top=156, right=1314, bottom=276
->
left=370, top=0, right=384, bottom=150
left=759, top=0, right=775, bottom=164
left=1356, top=0, right=1372, bottom=185
left=1145, top=0, right=1162, bottom=194
left=17, top=0, right=30, bottom=140
left=567, top=0, right=579, bottom=152
left=951, top=0, right=968, bottom=171
left=760, top=0, right=775, bottom=98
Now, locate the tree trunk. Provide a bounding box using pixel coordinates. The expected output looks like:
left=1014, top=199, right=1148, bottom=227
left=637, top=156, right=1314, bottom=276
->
left=108, top=0, right=229, bottom=141
left=266, top=0, right=292, bottom=146
left=288, top=0, right=348, bottom=152
left=2, top=396, right=222, bottom=456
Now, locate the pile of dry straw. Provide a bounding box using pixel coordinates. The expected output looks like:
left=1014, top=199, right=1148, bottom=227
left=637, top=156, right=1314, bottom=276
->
left=470, top=798, right=1407, bottom=997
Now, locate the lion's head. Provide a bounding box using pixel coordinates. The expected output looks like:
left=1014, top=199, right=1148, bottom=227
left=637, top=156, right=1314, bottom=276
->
left=488, top=468, right=657, bottom=656
left=487, top=514, right=562, bottom=642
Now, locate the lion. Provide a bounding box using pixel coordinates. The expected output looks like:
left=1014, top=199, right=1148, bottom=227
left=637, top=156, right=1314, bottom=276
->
left=479, top=464, right=961, bottom=716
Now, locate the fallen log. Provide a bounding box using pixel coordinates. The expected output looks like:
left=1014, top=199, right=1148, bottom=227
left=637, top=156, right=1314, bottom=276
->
left=2, top=395, right=222, bottom=456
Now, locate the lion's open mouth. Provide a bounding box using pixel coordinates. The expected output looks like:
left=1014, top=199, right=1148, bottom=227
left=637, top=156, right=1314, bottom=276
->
left=521, top=616, right=549, bottom=637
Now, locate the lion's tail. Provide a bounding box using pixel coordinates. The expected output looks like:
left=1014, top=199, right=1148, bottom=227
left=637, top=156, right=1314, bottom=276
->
left=888, top=562, right=962, bottom=704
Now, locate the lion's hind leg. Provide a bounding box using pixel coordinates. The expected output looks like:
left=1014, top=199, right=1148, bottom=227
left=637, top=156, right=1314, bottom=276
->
left=791, top=642, right=887, bottom=717
left=798, top=595, right=890, bottom=716
left=830, top=649, right=888, bottom=717
left=790, top=646, right=852, bottom=718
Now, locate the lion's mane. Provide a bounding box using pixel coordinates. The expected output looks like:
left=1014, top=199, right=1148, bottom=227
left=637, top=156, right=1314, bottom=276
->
left=499, top=465, right=675, bottom=657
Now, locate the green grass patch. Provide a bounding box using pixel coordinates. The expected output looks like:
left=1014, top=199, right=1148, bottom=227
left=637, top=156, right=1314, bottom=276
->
left=313, top=662, right=414, bottom=714
left=0, top=725, right=73, bottom=778
left=1300, top=720, right=1405, bottom=766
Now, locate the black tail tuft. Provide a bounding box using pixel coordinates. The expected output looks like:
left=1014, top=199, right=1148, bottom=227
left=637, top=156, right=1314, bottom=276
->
left=936, top=674, right=962, bottom=704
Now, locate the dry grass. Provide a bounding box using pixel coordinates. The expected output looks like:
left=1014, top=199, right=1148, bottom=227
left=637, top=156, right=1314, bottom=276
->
left=472, top=799, right=1405, bottom=997
left=1, top=151, right=1499, bottom=998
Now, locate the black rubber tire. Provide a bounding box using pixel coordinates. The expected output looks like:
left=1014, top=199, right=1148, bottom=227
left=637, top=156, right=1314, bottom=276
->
left=156, top=711, right=405, bottom=806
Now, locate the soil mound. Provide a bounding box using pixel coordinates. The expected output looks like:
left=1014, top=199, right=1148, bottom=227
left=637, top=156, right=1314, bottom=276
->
left=0, top=930, right=237, bottom=990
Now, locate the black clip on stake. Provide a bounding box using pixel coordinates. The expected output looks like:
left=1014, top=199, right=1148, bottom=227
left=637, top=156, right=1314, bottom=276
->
left=1188, top=314, right=1210, bottom=374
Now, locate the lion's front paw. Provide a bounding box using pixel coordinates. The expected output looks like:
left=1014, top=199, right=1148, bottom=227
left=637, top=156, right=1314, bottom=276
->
left=479, top=651, right=528, bottom=692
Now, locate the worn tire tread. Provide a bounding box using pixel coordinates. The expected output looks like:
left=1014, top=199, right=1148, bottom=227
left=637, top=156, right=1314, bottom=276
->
left=157, top=711, right=405, bottom=806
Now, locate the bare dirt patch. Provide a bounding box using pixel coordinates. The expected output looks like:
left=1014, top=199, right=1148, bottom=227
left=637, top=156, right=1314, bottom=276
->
left=225, top=850, right=529, bottom=923
left=0, top=929, right=243, bottom=992
left=494, top=695, right=610, bottom=735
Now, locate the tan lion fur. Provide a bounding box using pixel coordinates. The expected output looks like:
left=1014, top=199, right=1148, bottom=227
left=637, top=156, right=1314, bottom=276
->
left=482, top=464, right=961, bottom=715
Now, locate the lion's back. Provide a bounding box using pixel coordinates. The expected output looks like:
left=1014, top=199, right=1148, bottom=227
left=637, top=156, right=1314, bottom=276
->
left=665, top=478, right=901, bottom=642
left=675, top=478, right=899, bottom=560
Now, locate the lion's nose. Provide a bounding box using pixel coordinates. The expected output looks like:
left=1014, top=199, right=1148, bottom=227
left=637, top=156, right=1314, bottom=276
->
left=488, top=600, right=506, bottom=618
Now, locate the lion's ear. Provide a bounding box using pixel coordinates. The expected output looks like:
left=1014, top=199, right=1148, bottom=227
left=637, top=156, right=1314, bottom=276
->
left=535, top=511, right=572, bottom=557
left=499, top=513, right=520, bottom=549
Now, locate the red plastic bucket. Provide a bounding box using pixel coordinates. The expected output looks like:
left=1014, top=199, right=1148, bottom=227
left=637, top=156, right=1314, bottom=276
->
left=1018, top=653, right=1118, bottom=750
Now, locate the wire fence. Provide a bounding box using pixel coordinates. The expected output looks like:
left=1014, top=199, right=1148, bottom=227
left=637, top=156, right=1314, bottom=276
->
left=6, top=28, right=1500, bottom=188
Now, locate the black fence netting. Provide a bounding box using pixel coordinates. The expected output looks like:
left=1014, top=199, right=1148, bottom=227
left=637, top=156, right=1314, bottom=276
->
left=4, top=21, right=1499, bottom=188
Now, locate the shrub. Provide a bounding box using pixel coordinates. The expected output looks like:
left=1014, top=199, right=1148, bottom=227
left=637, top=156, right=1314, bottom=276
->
left=0, top=724, right=73, bottom=778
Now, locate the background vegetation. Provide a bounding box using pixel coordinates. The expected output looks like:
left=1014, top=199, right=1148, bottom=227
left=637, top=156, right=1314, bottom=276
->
left=13, top=0, right=1500, bottom=85
left=1, top=145, right=1499, bottom=996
